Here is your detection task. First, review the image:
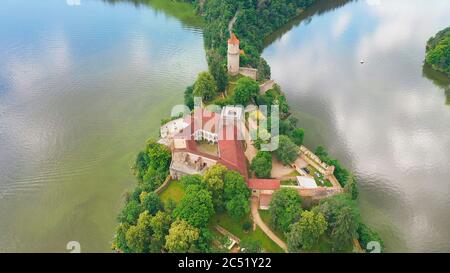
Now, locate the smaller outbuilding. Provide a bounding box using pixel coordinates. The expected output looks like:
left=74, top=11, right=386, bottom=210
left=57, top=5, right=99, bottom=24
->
left=296, top=176, right=318, bottom=189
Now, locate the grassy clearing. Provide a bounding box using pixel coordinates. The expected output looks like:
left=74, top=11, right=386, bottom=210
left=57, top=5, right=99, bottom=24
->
left=159, top=180, right=185, bottom=205
left=225, top=82, right=237, bottom=98
left=211, top=213, right=284, bottom=253
left=280, top=179, right=297, bottom=186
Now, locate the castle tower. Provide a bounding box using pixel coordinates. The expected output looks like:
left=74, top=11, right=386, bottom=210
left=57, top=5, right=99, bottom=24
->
left=227, top=33, right=240, bottom=76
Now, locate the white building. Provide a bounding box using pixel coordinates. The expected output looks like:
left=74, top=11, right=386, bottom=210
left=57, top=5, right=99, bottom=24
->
left=160, top=118, right=189, bottom=139
left=296, top=176, right=318, bottom=189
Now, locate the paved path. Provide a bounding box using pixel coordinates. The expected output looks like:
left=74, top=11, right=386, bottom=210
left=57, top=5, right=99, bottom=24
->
left=250, top=197, right=288, bottom=252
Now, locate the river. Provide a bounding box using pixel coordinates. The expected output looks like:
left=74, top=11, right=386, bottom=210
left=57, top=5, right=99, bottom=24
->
left=0, top=0, right=206, bottom=252
left=263, top=0, right=450, bottom=252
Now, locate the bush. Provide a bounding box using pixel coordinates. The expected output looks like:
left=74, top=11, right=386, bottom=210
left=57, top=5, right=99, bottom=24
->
left=242, top=219, right=253, bottom=232
left=250, top=151, right=272, bottom=178
left=358, top=223, right=384, bottom=253
left=274, top=135, right=299, bottom=165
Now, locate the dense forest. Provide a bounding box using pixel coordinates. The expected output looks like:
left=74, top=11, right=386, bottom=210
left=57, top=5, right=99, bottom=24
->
left=184, top=0, right=318, bottom=84
left=426, top=26, right=450, bottom=77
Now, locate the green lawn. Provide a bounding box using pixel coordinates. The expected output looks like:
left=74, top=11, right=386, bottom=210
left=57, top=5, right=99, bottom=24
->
left=211, top=213, right=284, bottom=253
left=159, top=180, right=185, bottom=205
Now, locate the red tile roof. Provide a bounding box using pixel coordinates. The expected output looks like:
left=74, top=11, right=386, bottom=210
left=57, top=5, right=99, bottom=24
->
left=248, top=179, right=281, bottom=190
left=173, top=108, right=248, bottom=180
left=175, top=109, right=220, bottom=138
left=228, top=33, right=240, bottom=46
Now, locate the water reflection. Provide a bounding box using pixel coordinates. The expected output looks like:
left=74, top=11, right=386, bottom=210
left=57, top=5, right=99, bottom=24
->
left=263, top=0, right=450, bottom=252
left=265, top=0, right=354, bottom=45
left=422, top=64, right=450, bottom=105
left=0, top=0, right=206, bottom=251
left=102, top=0, right=203, bottom=29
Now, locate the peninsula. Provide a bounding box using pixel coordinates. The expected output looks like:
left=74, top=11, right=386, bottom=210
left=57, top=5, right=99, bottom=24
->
left=112, top=0, right=383, bottom=253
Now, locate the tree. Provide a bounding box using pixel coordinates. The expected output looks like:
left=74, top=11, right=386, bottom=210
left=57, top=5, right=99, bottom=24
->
left=226, top=195, right=250, bottom=220
left=269, top=188, right=302, bottom=233
left=223, top=171, right=251, bottom=219
left=312, top=195, right=359, bottom=251
left=141, top=167, right=167, bottom=192
left=140, top=191, right=163, bottom=215
left=425, top=27, right=450, bottom=76
left=125, top=211, right=153, bottom=253
left=134, top=140, right=171, bottom=192
left=203, top=164, right=228, bottom=183
left=232, top=77, right=260, bottom=106
left=194, top=228, right=213, bottom=253
left=118, top=199, right=142, bottom=225
left=315, top=145, right=328, bottom=158
left=223, top=170, right=250, bottom=200
left=203, top=164, right=227, bottom=211
left=134, top=151, right=150, bottom=182
left=344, top=174, right=359, bottom=200
left=240, top=238, right=262, bottom=253
left=290, top=128, right=305, bottom=146
left=208, top=50, right=228, bottom=92
left=330, top=206, right=358, bottom=251
left=274, top=135, right=299, bottom=165
left=173, top=185, right=215, bottom=228
left=250, top=151, right=272, bottom=178
left=184, top=85, right=194, bottom=109
left=112, top=223, right=131, bottom=253
left=257, top=58, right=271, bottom=81
left=276, top=95, right=289, bottom=118
left=357, top=223, right=384, bottom=252
left=193, top=72, right=217, bottom=101
left=165, top=219, right=200, bottom=253
left=312, top=194, right=360, bottom=236
left=180, top=174, right=203, bottom=188
left=145, top=140, right=172, bottom=171
left=287, top=211, right=327, bottom=252
left=150, top=211, right=172, bottom=243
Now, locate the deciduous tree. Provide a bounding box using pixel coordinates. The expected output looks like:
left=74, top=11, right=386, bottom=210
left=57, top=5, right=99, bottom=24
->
left=125, top=211, right=153, bottom=253
left=232, top=77, right=260, bottom=106
left=193, top=72, right=218, bottom=101
left=274, top=135, right=299, bottom=165
left=287, top=210, right=327, bottom=252
left=269, top=188, right=302, bottom=233
left=250, top=151, right=272, bottom=178
left=165, top=219, right=200, bottom=253
left=173, top=185, right=215, bottom=228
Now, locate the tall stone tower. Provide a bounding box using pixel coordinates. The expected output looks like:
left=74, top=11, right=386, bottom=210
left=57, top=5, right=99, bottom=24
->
left=227, top=33, right=240, bottom=76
